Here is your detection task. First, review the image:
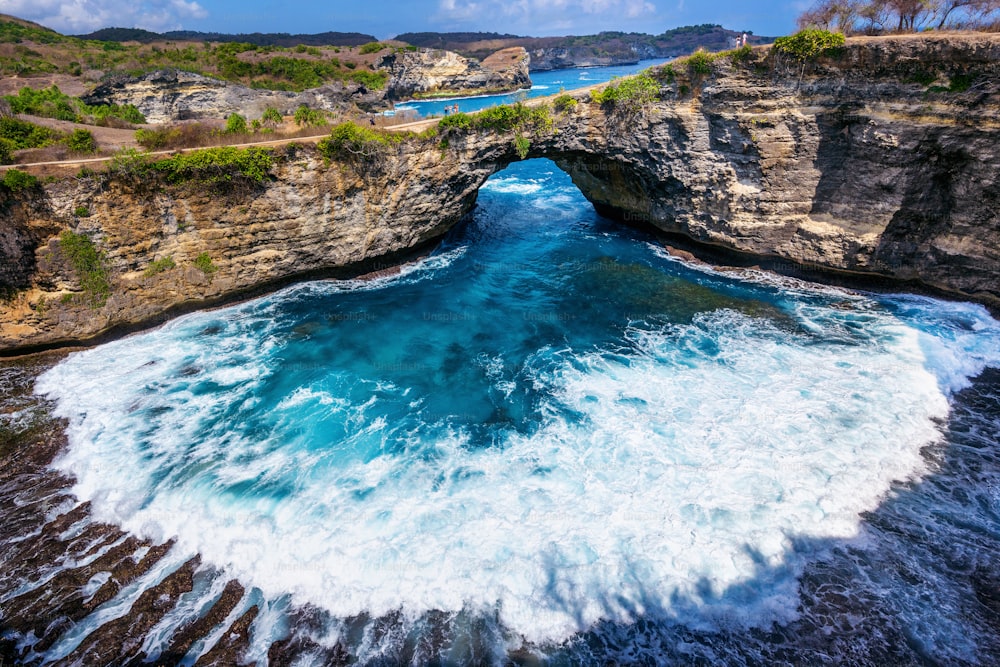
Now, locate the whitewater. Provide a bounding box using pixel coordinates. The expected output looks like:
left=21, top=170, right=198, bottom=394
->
left=31, top=159, right=1000, bottom=664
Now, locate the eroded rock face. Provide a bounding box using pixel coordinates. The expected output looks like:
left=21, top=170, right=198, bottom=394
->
left=1, top=34, right=999, bottom=354
left=83, top=69, right=384, bottom=123
left=547, top=34, right=1000, bottom=307
left=380, top=47, right=530, bottom=100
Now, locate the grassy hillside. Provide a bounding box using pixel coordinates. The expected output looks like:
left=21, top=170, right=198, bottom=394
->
left=0, top=14, right=393, bottom=92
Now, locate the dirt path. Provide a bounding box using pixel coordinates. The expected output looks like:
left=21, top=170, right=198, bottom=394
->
left=0, top=83, right=598, bottom=173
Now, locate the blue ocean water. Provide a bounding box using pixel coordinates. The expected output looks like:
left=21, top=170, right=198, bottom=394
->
left=36, top=159, right=1000, bottom=664
left=395, top=59, right=670, bottom=117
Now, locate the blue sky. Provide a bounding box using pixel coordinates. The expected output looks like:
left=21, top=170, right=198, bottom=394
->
left=0, top=0, right=807, bottom=39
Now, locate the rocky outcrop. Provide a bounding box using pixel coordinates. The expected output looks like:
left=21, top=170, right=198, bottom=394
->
left=380, top=47, right=530, bottom=99
left=83, top=69, right=385, bottom=123
left=545, top=34, right=1000, bottom=306
left=1, top=34, right=998, bottom=354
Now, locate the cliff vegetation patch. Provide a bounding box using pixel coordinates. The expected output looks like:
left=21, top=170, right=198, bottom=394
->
left=772, top=29, right=846, bottom=62
left=58, top=230, right=111, bottom=307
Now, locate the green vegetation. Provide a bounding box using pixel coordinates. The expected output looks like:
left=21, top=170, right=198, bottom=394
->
left=73, top=205, right=91, bottom=217
left=513, top=135, right=531, bottom=159
left=193, top=253, right=218, bottom=274
left=4, top=86, right=145, bottom=125
left=261, top=107, right=283, bottom=126
left=66, top=129, right=97, bottom=153
left=154, top=146, right=274, bottom=186
left=1, top=169, right=39, bottom=192
left=472, top=103, right=552, bottom=134
left=318, top=121, right=406, bottom=161
left=0, top=117, right=62, bottom=150
left=591, top=73, right=659, bottom=113
left=359, top=42, right=387, bottom=54
left=294, top=104, right=327, bottom=127
left=437, top=112, right=474, bottom=131
left=224, top=113, right=249, bottom=134
left=553, top=94, right=578, bottom=112
left=0, top=139, right=12, bottom=164
left=685, top=49, right=714, bottom=75
left=106, top=147, right=153, bottom=181
left=773, top=29, right=845, bottom=62
left=143, top=256, right=176, bottom=277
left=58, top=230, right=111, bottom=306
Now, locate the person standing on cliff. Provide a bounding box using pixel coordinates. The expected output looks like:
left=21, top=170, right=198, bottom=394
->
left=741, top=33, right=749, bottom=47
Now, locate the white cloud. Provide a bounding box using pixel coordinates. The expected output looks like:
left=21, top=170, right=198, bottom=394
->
left=436, top=0, right=657, bottom=32
left=0, top=0, right=208, bottom=33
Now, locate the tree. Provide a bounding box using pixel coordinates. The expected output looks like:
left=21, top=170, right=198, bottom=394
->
left=797, top=0, right=999, bottom=31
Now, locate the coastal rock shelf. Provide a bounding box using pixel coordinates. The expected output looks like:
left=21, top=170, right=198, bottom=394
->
left=1, top=33, right=998, bottom=354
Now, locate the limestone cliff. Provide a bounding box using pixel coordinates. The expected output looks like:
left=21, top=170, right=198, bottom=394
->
left=380, top=47, right=530, bottom=100
left=1, top=34, right=998, bottom=354
left=547, top=34, right=1000, bottom=306
left=83, top=69, right=386, bottom=123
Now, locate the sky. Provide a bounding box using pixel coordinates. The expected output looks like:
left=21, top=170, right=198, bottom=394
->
left=0, top=0, right=807, bottom=39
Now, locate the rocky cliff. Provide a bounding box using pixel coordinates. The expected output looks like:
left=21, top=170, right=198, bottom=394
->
left=379, top=47, right=530, bottom=99
left=83, top=69, right=386, bottom=123
left=84, top=47, right=532, bottom=123
left=1, top=33, right=998, bottom=354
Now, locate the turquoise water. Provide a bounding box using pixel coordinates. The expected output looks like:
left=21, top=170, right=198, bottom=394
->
left=37, top=159, right=1000, bottom=663
left=395, top=59, right=670, bottom=117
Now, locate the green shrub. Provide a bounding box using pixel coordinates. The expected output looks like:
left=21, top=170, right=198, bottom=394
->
left=3, top=85, right=146, bottom=125
left=0, top=117, right=60, bottom=149
left=553, top=94, right=578, bottom=112
left=591, top=73, right=659, bottom=113
left=143, top=255, right=176, bottom=277
left=106, top=147, right=153, bottom=180
left=359, top=42, right=386, bottom=55
left=773, top=29, right=845, bottom=61
left=349, top=70, right=388, bottom=90
left=73, top=205, right=90, bottom=217
left=154, top=146, right=274, bottom=186
left=66, top=128, right=97, bottom=153
left=685, top=49, right=714, bottom=76
left=437, top=112, right=474, bottom=131
left=261, top=106, right=283, bottom=126
left=513, top=135, right=531, bottom=159
left=135, top=126, right=179, bottom=150
left=293, top=104, right=326, bottom=127
left=1, top=168, right=39, bottom=192
left=727, top=44, right=754, bottom=64
left=193, top=252, right=217, bottom=274
left=0, top=137, right=12, bottom=164
left=224, top=113, right=248, bottom=134
left=58, top=230, right=110, bottom=306
left=473, top=103, right=552, bottom=134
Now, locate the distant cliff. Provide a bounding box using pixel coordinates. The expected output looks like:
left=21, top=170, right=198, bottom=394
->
left=83, top=47, right=532, bottom=122
left=395, top=26, right=771, bottom=71
left=379, top=47, right=530, bottom=100
left=2, top=33, right=998, bottom=354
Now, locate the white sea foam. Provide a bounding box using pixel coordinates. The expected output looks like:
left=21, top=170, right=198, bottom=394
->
left=479, top=176, right=546, bottom=195
left=35, top=294, right=1000, bottom=646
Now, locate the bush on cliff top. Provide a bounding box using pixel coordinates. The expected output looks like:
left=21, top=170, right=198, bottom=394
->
left=773, top=29, right=845, bottom=61
left=154, top=146, right=275, bottom=186
left=591, top=72, right=659, bottom=112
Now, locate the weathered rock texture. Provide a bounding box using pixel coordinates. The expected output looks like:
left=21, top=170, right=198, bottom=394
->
left=83, top=69, right=385, bottom=123
left=380, top=47, right=530, bottom=99
left=1, top=33, right=998, bottom=354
